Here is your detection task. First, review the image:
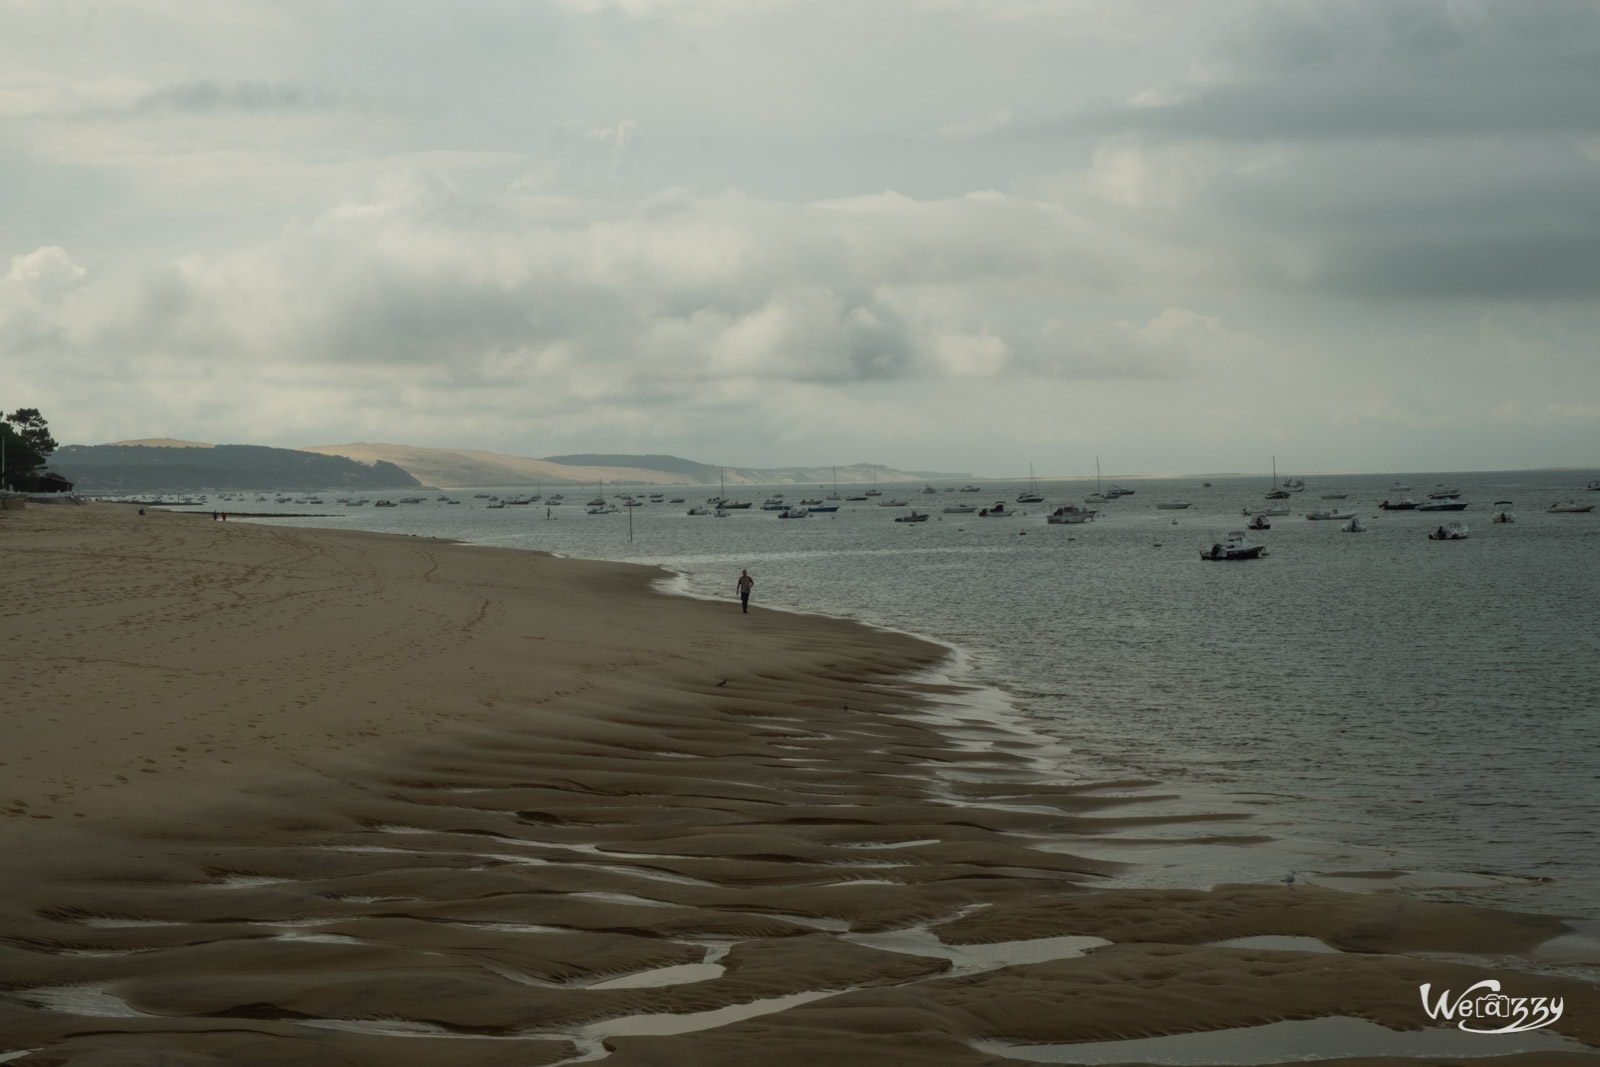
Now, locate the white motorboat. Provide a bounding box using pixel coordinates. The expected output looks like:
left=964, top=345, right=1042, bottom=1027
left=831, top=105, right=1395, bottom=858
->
left=1417, top=498, right=1468, bottom=512
left=1491, top=510, right=1514, bottom=524
left=894, top=511, right=930, bottom=523
left=778, top=507, right=811, bottom=519
left=687, top=506, right=712, bottom=515
left=1341, top=517, right=1366, bottom=532
left=1588, top=480, right=1600, bottom=492
left=1047, top=505, right=1095, bottom=524
left=979, top=502, right=1014, bottom=517
left=959, top=484, right=981, bottom=493
left=879, top=498, right=910, bottom=507
left=1427, top=522, right=1469, bottom=540
left=943, top=504, right=977, bottom=514
left=1547, top=501, right=1596, bottom=513
left=1200, top=531, right=1265, bottom=560
left=1306, top=508, right=1355, bottom=520
left=1156, top=501, right=1191, bottom=510
left=1428, top=486, right=1463, bottom=499
left=1246, top=514, right=1270, bottom=531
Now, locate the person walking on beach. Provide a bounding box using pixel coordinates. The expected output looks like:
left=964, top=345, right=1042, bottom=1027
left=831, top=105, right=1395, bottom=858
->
left=736, top=570, right=754, bottom=613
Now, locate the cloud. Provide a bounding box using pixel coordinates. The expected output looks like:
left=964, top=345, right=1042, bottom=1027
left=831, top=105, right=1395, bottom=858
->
left=926, top=108, right=1018, bottom=141
left=7, top=246, right=86, bottom=293
left=0, top=171, right=1209, bottom=452
left=132, top=80, right=346, bottom=114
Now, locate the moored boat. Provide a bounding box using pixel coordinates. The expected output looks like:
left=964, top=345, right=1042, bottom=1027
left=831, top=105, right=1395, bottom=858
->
left=1046, top=505, right=1095, bottom=524
left=1200, top=531, right=1265, bottom=560
left=894, top=511, right=930, bottom=523
left=1428, top=522, right=1469, bottom=540
left=1547, top=501, right=1596, bottom=513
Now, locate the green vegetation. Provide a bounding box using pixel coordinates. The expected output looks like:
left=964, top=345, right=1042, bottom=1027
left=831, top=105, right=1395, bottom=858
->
left=1, top=408, right=57, bottom=491
left=51, top=443, right=423, bottom=493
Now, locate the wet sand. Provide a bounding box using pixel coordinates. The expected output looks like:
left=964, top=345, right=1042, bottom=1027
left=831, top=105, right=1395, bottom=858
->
left=0, top=504, right=1595, bottom=1065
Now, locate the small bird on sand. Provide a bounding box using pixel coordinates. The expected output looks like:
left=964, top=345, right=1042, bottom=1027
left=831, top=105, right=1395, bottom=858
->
left=1281, top=872, right=1298, bottom=888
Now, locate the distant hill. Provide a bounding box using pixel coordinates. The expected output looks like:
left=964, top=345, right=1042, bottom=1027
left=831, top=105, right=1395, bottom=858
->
left=306, top=444, right=972, bottom=488
left=543, top=454, right=721, bottom=482
left=300, top=444, right=696, bottom=488
left=54, top=444, right=421, bottom=493
left=107, top=438, right=215, bottom=449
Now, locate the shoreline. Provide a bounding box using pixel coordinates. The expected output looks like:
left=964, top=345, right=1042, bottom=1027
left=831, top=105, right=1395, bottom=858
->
left=1, top=504, right=1595, bottom=1065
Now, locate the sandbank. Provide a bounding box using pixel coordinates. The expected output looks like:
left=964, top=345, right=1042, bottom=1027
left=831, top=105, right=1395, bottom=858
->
left=0, top=504, right=1595, bottom=1065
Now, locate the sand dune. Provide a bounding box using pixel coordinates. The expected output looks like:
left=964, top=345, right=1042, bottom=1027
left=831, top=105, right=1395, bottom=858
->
left=299, top=442, right=696, bottom=488
left=0, top=505, right=1593, bottom=1065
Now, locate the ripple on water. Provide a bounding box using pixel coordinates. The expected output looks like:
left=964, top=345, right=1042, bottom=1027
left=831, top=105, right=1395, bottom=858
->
left=973, top=1016, right=1593, bottom=1064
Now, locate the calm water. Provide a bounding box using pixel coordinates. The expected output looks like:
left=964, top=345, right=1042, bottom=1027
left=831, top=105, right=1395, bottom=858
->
left=216, top=470, right=1599, bottom=918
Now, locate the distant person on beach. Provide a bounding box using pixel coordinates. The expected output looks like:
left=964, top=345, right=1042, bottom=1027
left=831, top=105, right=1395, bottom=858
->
left=736, top=570, right=754, bottom=613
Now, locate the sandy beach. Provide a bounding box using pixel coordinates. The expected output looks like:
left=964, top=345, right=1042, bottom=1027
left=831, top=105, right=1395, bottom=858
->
left=0, top=504, right=1595, bottom=1066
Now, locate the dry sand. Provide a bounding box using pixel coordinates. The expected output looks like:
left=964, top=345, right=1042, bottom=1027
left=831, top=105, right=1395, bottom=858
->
left=0, top=504, right=1595, bottom=1066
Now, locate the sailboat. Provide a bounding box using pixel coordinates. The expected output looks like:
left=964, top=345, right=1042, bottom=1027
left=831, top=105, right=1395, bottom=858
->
left=865, top=469, right=882, bottom=497
left=1085, top=457, right=1109, bottom=504
left=1265, top=457, right=1291, bottom=500
left=809, top=466, right=841, bottom=511
left=1017, top=463, right=1044, bottom=504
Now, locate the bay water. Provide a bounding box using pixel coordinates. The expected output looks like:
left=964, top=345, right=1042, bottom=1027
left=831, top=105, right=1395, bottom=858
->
left=229, top=469, right=1599, bottom=920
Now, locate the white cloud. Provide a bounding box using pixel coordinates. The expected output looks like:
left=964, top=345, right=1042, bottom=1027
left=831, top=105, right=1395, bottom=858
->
left=7, top=246, right=86, bottom=293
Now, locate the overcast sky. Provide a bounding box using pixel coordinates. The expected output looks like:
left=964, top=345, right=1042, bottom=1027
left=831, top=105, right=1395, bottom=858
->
left=2, top=0, right=1597, bottom=477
